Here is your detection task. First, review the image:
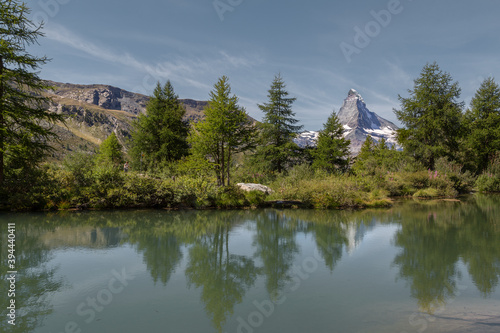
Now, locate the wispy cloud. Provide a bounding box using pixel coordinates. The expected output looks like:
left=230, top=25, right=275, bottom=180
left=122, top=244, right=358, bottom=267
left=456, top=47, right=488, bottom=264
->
left=44, top=23, right=264, bottom=94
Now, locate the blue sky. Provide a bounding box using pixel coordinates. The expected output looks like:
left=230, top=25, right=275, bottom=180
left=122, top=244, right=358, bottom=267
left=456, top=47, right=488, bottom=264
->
left=26, top=0, right=500, bottom=130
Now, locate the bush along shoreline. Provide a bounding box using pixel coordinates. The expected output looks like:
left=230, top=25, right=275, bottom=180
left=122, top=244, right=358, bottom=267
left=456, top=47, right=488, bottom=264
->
left=2, top=153, right=497, bottom=212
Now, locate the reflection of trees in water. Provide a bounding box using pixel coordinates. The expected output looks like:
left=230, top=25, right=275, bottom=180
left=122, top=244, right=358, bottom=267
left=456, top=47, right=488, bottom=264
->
left=185, top=217, right=257, bottom=333
left=0, top=219, right=63, bottom=333
left=134, top=233, right=183, bottom=286
left=253, top=211, right=299, bottom=301
left=391, top=196, right=500, bottom=312
left=303, top=212, right=350, bottom=272
left=5, top=195, right=499, bottom=332
left=392, top=213, right=461, bottom=313
left=458, top=195, right=500, bottom=297
left=283, top=209, right=383, bottom=271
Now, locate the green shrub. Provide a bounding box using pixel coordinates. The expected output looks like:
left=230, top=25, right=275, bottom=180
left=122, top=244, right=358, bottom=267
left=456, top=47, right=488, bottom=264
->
left=364, top=198, right=393, bottom=208
left=62, top=151, right=95, bottom=187
left=413, top=187, right=440, bottom=198
left=172, top=176, right=217, bottom=208
left=92, top=162, right=124, bottom=189
left=476, top=174, right=500, bottom=192
left=475, top=154, right=500, bottom=193
left=58, top=201, right=71, bottom=210
left=215, top=186, right=247, bottom=208
left=268, top=175, right=373, bottom=209
left=402, top=171, right=430, bottom=190
left=435, top=157, right=475, bottom=194
left=245, top=190, right=267, bottom=208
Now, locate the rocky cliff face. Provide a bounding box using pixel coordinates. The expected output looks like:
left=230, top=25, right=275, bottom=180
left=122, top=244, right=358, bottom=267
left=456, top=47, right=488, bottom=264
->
left=295, top=89, right=400, bottom=154
left=44, top=81, right=209, bottom=160
left=47, top=81, right=149, bottom=115
left=338, top=89, right=399, bottom=154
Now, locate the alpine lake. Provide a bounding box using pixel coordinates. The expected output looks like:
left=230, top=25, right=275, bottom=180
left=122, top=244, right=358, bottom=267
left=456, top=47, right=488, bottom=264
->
left=1, top=195, right=500, bottom=333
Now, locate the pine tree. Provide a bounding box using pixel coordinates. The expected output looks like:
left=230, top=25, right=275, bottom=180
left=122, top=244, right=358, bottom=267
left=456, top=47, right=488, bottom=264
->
left=256, top=74, right=303, bottom=173
left=130, top=81, right=189, bottom=170
left=96, top=132, right=123, bottom=165
left=462, top=77, right=500, bottom=174
left=0, top=0, right=64, bottom=184
left=394, top=62, right=464, bottom=170
left=312, top=110, right=350, bottom=173
left=189, top=76, right=255, bottom=186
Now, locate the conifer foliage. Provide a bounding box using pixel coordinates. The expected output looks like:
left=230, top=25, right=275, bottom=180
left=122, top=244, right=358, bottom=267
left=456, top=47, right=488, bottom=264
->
left=0, top=0, right=64, bottom=184
left=394, top=62, right=463, bottom=170
left=96, top=132, right=124, bottom=166
left=312, top=110, right=350, bottom=173
left=131, top=81, right=189, bottom=170
left=462, top=77, right=500, bottom=174
left=189, top=76, right=255, bottom=186
left=255, top=74, right=303, bottom=173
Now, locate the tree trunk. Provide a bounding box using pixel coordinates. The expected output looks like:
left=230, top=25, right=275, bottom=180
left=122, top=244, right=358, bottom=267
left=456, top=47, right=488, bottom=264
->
left=226, top=147, right=231, bottom=186
left=220, top=141, right=225, bottom=187
left=0, top=56, right=4, bottom=186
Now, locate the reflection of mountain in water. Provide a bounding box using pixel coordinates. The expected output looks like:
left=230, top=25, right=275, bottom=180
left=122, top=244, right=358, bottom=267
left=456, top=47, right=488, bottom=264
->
left=40, top=226, right=124, bottom=249
left=343, top=219, right=377, bottom=255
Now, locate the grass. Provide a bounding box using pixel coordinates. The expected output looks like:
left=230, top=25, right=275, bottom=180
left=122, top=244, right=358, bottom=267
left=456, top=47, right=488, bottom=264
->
left=413, top=187, right=440, bottom=198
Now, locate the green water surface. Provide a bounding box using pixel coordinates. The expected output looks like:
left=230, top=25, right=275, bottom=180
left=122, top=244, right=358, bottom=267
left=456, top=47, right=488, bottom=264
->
left=1, top=195, right=500, bottom=333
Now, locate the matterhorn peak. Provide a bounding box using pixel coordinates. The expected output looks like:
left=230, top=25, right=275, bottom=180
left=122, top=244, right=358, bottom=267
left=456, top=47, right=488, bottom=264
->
left=347, top=89, right=364, bottom=103
left=294, top=89, right=401, bottom=154
left=348, top=88, right=360, bottom=97
left=337, top=89, right=400, bottom=153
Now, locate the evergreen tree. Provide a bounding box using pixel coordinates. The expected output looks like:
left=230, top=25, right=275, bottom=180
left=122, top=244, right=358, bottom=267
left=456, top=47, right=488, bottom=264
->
left=312, top=110, right=350, bottom=173
left=352, top=136, right=375, bottom=176
left=352, top=136, right=411, bottom=176
left=130, top=81, right=189, bottom=170
left=462, top=77, right=500, bottom=174
left=255, top=74, right=303, bottom=173
left=394, top=62, right=464, bottom=170
left=96, top=132, right=123, bottom=165
left=189, top=76, right=255, bottom=186
left=0, top=0, right=63, bottom=184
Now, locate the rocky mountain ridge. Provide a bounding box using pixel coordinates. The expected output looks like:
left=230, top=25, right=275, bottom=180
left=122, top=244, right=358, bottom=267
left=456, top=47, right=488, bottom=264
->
left=295, top=89, right=400, bottom=154
left=44, top=81, right=208, bottom=159
left=45, top=81, right=398, bottom=160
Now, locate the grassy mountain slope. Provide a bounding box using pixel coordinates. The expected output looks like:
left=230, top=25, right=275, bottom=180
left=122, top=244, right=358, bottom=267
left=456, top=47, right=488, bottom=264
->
left=43, top=81, right=209, bottom=160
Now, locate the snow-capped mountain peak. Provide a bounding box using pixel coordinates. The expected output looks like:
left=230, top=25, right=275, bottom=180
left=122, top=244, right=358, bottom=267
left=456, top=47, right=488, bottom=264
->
left=294, top=89, right=401, bottom=154
left=348, top=88, right=364, bottom=102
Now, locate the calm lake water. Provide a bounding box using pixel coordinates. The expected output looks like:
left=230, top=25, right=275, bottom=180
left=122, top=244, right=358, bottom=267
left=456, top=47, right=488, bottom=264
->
left=1, top=195, right=500, bottom=333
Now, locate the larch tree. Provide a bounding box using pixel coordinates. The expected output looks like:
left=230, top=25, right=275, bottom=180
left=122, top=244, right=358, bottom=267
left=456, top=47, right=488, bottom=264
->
left=462, top=77, right=500, bottom=174
left=96, top=132, right=124, bottom=166
left=0, top=0, right=63, bottom=184
left=394, top=62, right=464, bottom=170
left=189, top=76, right=255, bottom=186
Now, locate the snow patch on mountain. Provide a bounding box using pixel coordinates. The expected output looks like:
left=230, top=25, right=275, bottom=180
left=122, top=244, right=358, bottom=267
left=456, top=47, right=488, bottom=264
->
left=294, top=130, right=319, bottom=148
